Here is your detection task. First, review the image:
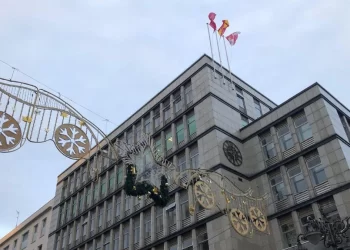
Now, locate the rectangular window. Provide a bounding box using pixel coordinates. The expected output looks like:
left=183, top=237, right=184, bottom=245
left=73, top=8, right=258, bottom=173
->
left=236, top=86, right=243, bottom=94
left=86, top=186, right=91, bottom=207
left=55, top=234, right=60, bottom=250
left=96, top=237, right=102, bottom=250
left=260, top=133, right=277, bottom=160
left=163, top=99, right=171, bottom=122
left=32, top=225, right=38, bottom=242
left=144, top=115, right=151, bottom=135
left=87, top=242, right=93, bottom=250
left=65, top=200, right=70, bottom=221
left=123, top=225, right=129, bottom=249
left=59, top=206, right=64, bottom=226
left=4, top=246, right=9, bottom=250
left=185, top=83, right=193, bottom=105
left=294, top=112, right=312, bottom=142
left=298, top=207, right=315, bottom=233
left=135, top=123, right=141, bottom=142
left=197, top=228, right=209, bottom=250
left=125, top=195, right=130, bottom=213
left=155, top=136, right=162, bottom=157
left=13, top=240, right=17, bottom=250
left=277, top=123, right=294, bottom=151
left=116, top=165, right=123, bottom=187
left=287, top=163, right=307, bottom=194
left=174, top=90, right=182, bottom=114
left=104, top=234, right=110, bottom=250
left=72, top=196, right=77, bottom=217
left=82, top=166, right=87, bottom=183
left=69, top=177, right=74, bottom=193
left=133, top=217, right=140, bottom=243
left=68, top=225, right=73, bottom=245
left=144, top=210, right=151, bottom=238
left=190, top=145, right=199, bottom=169
left=166, top=129, right=173, bottom=152
left=115, top=195, right=121, bottom=218
left=114, top=230, right=119, bottom=250
left=169, top=241, right=177, bottom=250
left=82, top=216, right=88, bottom=236
left=109, top=169, right=115, bottom=192
left=154, top=108, right=161, bottom=129
left=126, top=129, right=133, bottom=145
left=75, top=221, right=80, bottom=241
left=319, top=197, right=340, bottom=223
left=90, top=211, right=95, bottom=233
left=107, top=200, right=112, bottom=223
left=78, top=192, right=83, bottom=213
left=76, top=169, right=81, bottom=189
left=280, top=217, right=297, bottom=248
left=269, top=172, right=286, bottom=201
left=167, top=202, right=176, bottom=227
left=182, top=234, right=193, bottom=250
left=241, top=115, right=249, bottom=128
left=155, top=207, right=163, bottom=233
left=178, top=152, right=186, bottom=171
left=305, top=153, right=326, bottom=185
left=187, top=112, right=196, bottom=136
left=236, top=94, right=246, bottom=113
left=98, top=205, right=104, bottom=228
left=101, top=175, right=107, bottom=196
left=176, top=121, right=184, bottom=145
left=180, top=191, right=190, bottom=219
left=93, top=184, right=99, bottom=201
left=61, top=230, right=66, bottom=249
left=254, top=99, right=262, bottom=117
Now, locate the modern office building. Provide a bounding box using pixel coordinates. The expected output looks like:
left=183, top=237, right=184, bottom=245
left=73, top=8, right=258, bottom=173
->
left=0, top=199, right=53, bottom=250
left=42, top=54, right=350, bottom=250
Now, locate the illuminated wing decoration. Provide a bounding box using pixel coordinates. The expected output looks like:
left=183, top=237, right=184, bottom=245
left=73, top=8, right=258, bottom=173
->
left=0, top=79, right=117, bottom=180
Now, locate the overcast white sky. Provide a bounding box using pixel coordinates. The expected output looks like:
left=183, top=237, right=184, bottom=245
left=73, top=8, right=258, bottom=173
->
left=0, top=0, right=349, bottom=239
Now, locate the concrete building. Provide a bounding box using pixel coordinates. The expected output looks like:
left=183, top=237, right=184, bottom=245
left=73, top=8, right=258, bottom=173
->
left=45, top=54, right=350, bottom=250
left=0, top=199, right=53, bottom=250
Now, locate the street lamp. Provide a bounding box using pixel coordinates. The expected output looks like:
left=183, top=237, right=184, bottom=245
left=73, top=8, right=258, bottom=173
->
left=297, top=215, right=350, bottom=250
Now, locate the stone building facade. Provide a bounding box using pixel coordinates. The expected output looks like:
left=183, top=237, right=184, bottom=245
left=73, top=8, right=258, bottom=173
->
left=38, top=55, right=350, bottom=250
left=0, top=199, right=54, bottom=250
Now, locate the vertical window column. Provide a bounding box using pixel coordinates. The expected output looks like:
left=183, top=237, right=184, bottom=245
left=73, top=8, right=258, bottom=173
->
left=279, top=215, right=297, bottom=248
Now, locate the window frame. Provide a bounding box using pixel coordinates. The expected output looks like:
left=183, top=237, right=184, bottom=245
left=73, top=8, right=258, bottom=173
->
left=287, top=165, right=307, bottom=194
left=305, top=154, right=326, bottom=186
left=277, top=124, right=294, bottom=151
left=269, top=173, right=286, bottom=201
left=294, top=113, right=312, bottom=142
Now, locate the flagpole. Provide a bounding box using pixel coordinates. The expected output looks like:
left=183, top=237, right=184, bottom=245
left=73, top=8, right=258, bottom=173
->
left=206, top=23, right=216, bottom=79
left=222, top=37, right=233, bottom=88
left=215, top=32, right=224, bottom=82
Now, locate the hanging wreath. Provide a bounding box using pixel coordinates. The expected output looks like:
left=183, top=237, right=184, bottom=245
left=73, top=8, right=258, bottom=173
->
left=124, top=164, right=170, bottom=207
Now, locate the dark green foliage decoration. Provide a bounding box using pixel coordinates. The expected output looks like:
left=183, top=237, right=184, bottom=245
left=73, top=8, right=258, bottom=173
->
left=124, top=164, right=169, bottom=207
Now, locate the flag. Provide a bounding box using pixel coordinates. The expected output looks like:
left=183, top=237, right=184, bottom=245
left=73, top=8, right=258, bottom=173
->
left=218, top=20, right=229, bottom=37
left=226, top=32, right=241, bottom=46
left=208, top=12, right=217, bottom=31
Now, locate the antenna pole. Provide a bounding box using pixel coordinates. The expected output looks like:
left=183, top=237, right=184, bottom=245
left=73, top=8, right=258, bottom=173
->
left=16, top=211, right=19, bottom=227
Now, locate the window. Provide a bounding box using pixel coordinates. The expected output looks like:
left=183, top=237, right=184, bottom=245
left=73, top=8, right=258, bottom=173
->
left=75, top=221, right=80, bottom=240
left=13, top=240, right=17, bottom=250
left=287, top=164, right=307, bottom=194
left=107, top=200, right=112, bottom=224
left=254, top=99, right=262, bottom=117
left=69, top=177, right=74, bottom=193
left=72, top=196, right=77, bottom=217
left=68, top=225, right=73, bottom=245
left=93, top=184, right=99, bottom=201
left=180, top=191, right=190, bottom=219
left=305, top=153, right=326, bottom=185
left=155, top=207, right=163, bottom=233
left=114, top=230, right=119, bottom=250
left=154, top=108, right=161, bottom=129
left=61, top=230, right=66, bottom=249
left=37, top=245, right=42, bottom=250
left=32, top=224, right=38, bottom=242
left=125, top=195, right=130, bottom=213
left=65, top=200, right=70, bottom=221
left=163, top=99, right=171, bottom=122
left=185, top=83, right=193, bottom=105
left=133, top=217, right=140, bottom=244
left=187, top=112, right=196, bottom=136
left=62, top=181, right=67, bottom=199
left=319, top=198, right=341, bottom=223
left=98, top=205, right=104, bottom=228
left=86, top=186, right=91, bottom=207
left=82, top=215, right=88, bottom=237
left=96, top=237, right=102, bottom=250
left=59, top=206, right=65, bottom=226
left=236, top=86, right=243, bottom=94
left=90, top=210, right=95, bottom=233
left=116, top=165, right=123, bottom=187
left=260, top=133, right=277, bottom=160
left=144, top=115, right=151, bottom=134
left=104, top=234, right=110, bottom=250
left=174, top=90, right=182, bottom=113
left=167, top=202, right=176, bottom=227
left=190, top=145, right=199, bottom=169
left=115, top=195, right=121, bottom=219
left=144, top=210, right=151, bottom=238
left=241, top=115, right=249, bottom=127
left=298, top=207, right=314, bottom=233
left=126, top=130, right=133, bottom=145
left=169, top=240, right=177, bottom=250
left=101, top=175, right=107, bottom=196
left=277, top=123, right=294, bottom=151
left=82, top=166, right=87, bottom=183
left=78, top=192, right=83, bottom=213
left=87, top=242, right=93, bottom=250
left=123, top=224, right=129, bottom=249
left=269, top=173, right=286, bottom=201
left=197, top=229, right=209, bottom=250
left=280, top=217, right=297, bottom=248
left=4, top=246, right=9, bottom=250
left=236, top=94, right=246, bottom=113
left=76, top=169, right=81, bottom=188
left=182, top=234, right=193, bottom=250
left=166, top=129, right=173, bottom=152
left=178, top=152, right=186, bottom=171
left=294, top=112, right=312, bottom=142
left=176, top=121, right=184, bottom=145
left=155, top=136, right=162, bottom=157
left=135, top=123, right=141, bottom=142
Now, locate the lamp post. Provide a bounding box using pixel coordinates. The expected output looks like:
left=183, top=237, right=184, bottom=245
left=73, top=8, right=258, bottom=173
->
left=297, top=215, right=350, bottom=250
